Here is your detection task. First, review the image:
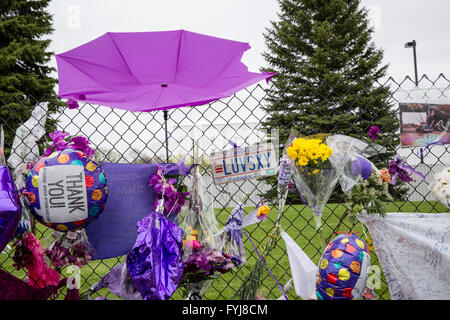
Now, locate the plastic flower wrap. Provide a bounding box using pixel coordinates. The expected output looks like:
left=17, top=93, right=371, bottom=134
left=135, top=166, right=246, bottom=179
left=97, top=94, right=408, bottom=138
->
left=325, top=135, right=393, bottom=226
left=43, top=230, right=92, bottom=268
left=325, top=134, right=387, bottom=195
left=179, top=164, right=235, bottom=299
left=126, top=210, right=184, bottom=300
left=429, top=167, right=450, bottom=208
left=12, top=232, right=61, bottom=288
left=0, top=140, right=22, bottom=252
left=285, top=132, right=348, bottom=235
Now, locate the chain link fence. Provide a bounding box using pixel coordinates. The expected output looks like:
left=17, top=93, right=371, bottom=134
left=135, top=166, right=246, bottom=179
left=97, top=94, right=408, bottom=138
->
left=0, top=73, right=449, bottom=300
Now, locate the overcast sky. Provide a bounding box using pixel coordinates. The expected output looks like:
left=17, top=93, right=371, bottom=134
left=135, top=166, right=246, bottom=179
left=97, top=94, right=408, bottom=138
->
left=42, top=0, right=449, bottom=164
left=47, top=0, right=450, bottom=82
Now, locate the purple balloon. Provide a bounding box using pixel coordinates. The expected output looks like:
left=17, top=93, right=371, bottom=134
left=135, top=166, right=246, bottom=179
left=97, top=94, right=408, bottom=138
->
left=316, top=234, right=371, bottom=300
left=0, top=165, right=21, bottom=253
left=126, top=211, right=184, bottom=300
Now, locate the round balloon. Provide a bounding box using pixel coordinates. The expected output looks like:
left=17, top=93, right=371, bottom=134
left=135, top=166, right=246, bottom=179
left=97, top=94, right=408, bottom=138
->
left=24, top=149, right=107, bottom=231
left=316, top=233, right=370, bottom=300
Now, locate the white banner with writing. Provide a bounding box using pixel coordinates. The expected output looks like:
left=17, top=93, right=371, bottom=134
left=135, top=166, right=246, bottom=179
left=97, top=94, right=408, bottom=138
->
left=37, top=165, right=88, bottom=223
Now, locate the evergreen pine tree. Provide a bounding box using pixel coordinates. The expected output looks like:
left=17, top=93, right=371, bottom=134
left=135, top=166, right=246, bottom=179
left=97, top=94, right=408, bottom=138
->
left=261, top=0, right=403, bottom=202
left=0, top=0, right=61, bottom=158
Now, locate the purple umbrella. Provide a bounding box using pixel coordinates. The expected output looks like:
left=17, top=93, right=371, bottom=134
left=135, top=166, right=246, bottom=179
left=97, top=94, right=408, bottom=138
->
left=56, top=30, right=274, bottom=112
left=55, top=30, right=274, bottom=160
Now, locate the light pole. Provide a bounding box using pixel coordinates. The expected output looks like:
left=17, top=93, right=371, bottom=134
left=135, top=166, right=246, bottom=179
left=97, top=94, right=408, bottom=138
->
left=404, top=40, right=418, bottom=86
left=405, top=40, right=424, bottom=163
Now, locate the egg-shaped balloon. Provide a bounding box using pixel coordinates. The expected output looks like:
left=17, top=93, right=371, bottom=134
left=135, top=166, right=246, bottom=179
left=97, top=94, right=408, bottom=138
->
left=24, top=149, right=107, bottom=231
left=316, top=234, right=370, bottom=300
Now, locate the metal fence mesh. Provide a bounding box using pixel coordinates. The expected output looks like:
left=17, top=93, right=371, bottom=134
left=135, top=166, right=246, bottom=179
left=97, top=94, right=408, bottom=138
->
left=0, top=74, right=449, bottom=300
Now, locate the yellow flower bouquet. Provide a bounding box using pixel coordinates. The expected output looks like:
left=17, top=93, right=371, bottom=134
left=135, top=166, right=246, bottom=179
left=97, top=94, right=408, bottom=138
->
left=286, top=137, right=333, bottom=174
left=284, top=132, right=344, bottom=244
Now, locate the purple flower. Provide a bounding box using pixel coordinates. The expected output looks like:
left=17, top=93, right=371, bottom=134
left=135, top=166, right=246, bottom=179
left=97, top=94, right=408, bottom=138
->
left=26, top=161, right=35, bottom=171
left=70, top=136, right=95, bottom=158
left=49, top=130, right=70, bottom=143
left=167, top=178, right=177, bottom=185
left=50, top=130, right=70, bottom=149
left=183, top=248, right=234, bottom=276
left=42, top=146, right=54, bottom=158
left=368, top=126, right=380, bottom=141
left=388, top=155, right=413, bottom=183
left=67, top=99, right=80, bottom=109
left=41, top=131, right=71, bottom=157
left=148, top=168, right=190, bottom=216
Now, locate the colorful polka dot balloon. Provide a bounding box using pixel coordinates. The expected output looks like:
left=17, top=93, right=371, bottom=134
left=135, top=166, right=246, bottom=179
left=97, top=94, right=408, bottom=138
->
left=316, top=234, right=370, bottom=300
left=24, top=149, right=108, bottom=231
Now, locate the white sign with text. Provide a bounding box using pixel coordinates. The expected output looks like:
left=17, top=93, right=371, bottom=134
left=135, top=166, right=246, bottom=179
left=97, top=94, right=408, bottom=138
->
left=37, top=165, right=88, bottom=223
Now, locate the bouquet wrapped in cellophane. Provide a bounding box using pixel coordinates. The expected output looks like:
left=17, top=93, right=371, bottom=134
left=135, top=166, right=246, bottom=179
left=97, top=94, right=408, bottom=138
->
left=178, top=163, right=236, bottom=300
left=285, top=133, right=336, bottom=222
left=330, top=135, right=392, bottom=220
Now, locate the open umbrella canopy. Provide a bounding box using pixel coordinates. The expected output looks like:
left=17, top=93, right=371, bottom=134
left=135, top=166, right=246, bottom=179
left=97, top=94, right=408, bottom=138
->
left=56, top=30, right=274, bottom=111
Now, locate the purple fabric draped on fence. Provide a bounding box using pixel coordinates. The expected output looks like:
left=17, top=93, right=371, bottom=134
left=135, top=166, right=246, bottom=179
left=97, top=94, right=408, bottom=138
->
left=126, top=211, right=184, bottom=300
left=0, top=269, right=67, bottom=300
left=85, top=162, right=186, bottom=260
left=0, top=165, right=21, bottom=253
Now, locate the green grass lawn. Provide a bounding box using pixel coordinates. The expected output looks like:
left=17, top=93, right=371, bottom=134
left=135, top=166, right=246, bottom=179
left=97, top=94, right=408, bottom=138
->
left=0, top=201, right=447, bottom=300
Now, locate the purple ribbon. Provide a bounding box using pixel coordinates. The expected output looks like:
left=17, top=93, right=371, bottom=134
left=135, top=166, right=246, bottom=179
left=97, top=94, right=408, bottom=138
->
left=224, top=205, right=244, bottom=265
left=243, top=230, right=289, bottom=300
left=228, top=139, right=241, bottom=149
left=418, top=140, right=450, bottom=158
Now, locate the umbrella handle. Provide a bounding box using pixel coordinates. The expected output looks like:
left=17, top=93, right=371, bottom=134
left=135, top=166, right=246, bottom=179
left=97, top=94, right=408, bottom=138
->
left=163, top=110, right=169, bottom=162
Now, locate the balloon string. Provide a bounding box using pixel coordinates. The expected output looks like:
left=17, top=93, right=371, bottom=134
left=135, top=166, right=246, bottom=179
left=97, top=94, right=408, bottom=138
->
left=243, top=230, right=289, bottom=300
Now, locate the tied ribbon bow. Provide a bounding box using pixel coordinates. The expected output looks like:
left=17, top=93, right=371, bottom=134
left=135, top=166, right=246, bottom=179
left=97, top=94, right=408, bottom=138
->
left=388, top=155, right=426, bottom=185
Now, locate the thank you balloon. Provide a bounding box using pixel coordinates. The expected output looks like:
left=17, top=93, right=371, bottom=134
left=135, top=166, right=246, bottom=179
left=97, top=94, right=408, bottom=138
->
left=24, top=149, right=107, bottom=231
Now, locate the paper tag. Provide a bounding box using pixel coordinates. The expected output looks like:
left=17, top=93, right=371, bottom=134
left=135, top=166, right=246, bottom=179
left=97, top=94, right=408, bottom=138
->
left=36, top=165, right=88, bottom=223
left=66, top=231, right=78, bottom=240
